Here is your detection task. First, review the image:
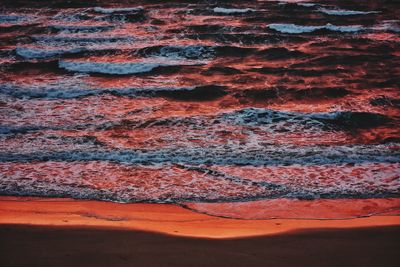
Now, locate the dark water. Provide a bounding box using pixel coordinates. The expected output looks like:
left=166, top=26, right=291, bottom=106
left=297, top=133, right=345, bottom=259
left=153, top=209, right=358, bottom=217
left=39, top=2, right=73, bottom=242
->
left=0, top=0, right=399, bottom=218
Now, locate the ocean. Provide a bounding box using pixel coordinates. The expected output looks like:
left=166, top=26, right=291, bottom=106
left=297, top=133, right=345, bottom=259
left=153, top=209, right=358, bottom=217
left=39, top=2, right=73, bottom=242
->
left=0, top=0, right=399, bottom=219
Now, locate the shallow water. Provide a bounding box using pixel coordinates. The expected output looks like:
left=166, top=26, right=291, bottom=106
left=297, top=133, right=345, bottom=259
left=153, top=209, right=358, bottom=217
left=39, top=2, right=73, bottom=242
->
left=0, top=0, right=399, bottom=219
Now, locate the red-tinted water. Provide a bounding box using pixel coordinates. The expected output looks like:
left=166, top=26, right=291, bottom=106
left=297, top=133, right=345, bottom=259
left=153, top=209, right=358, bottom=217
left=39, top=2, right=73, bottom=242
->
left=0, top=0, right=399, bottom=219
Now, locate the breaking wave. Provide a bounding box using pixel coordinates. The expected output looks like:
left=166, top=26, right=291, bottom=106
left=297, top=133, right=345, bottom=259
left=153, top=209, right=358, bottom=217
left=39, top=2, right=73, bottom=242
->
left=15, top=47, right=87, bottom=59
left=213, top=7, right=255, bottom=14
left=268, top=23, right=364, bottom=33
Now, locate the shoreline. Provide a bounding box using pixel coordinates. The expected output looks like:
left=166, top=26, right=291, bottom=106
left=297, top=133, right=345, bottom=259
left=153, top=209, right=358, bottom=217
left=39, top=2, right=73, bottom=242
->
left=1, top=196, right=399, bottom=266
left=1, top=196, right=399, bottom=238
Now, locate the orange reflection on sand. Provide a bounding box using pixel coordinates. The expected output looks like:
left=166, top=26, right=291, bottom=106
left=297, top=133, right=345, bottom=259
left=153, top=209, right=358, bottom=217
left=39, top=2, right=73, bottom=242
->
left=184, top=198, right=400, bottom=220
left=0, top=196, right=399, bottom=239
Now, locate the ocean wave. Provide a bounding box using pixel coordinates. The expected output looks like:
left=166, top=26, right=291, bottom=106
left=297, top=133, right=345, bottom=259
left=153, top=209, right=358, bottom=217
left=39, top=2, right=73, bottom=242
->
left=318, top=8, right=380, bottom=16
left=297, top=3, right=317, bottom=7
left=0, top=133, right=103, bottom=153
left=184, top=33, right=304, bottom=45
left=372, top=21, right=400, bottom=33
left=49, top=24, right=115, bottom=32
left=256, top=47, right=307, bottom=59
left=0, top=143, right=398, bottom=167
left=0, top=84, right=119, bottom=99
left=0, top=84, right=101, bottom=99
left=0, top=161, right=398, bottom=203
left=221, top=108, right=391, bottom=129
left=0, top=161, right=269, bottom=202
left=58, top=61, right=163, bottom=75
left=33, top=35, right=135, bottom=44
left=58, top=61, right=201, bottom=75
left=268, top=23, right=364, bottom=33
left=0, top=84, right=222, bottom=100
left=135, top=45, right=215, bottom=60
left=141, top=45, right=257, bottom=58
left=58, top=58, right=205, bottom=75
left=157, top=85, right=227, bottom=101
left=0, top=0, right=399, bottom=212
left=15, top=47, right=86, bottom=59
left=93, top=7, right=144, bottom=14
left=0, top=14, right=40, bottom=26
left=0, top=15, right=25, bottom=23
left=213, top=7, right=255, bottom=14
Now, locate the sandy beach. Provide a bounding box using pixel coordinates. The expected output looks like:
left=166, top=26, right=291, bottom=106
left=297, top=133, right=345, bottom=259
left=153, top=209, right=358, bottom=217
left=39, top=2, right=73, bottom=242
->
left=0, top=197, right=399, bottom=266
left=1, top=1, right=399, bottom=266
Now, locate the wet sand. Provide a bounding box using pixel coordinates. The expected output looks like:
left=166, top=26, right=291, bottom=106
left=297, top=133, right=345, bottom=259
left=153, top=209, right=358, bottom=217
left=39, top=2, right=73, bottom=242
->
left=1, top=224, right=399, bottom=267
left=0, top=197, right=399, bottom=266
left=1, top=196, right=400, bottom=238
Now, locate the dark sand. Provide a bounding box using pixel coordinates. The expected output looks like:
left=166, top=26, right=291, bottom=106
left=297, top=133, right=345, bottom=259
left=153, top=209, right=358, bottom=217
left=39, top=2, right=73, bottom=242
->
left=1, top=224, right=399, bottom=267
left=1, top=197, right=399, bottom=266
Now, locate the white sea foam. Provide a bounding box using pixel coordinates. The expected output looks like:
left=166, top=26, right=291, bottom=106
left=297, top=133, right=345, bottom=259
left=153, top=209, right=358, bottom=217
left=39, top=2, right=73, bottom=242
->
left=32, top=35, right=135, bottom=51
left=59, top=61, right=165, bottom=75
left=93, top=7, right=144, bottom=14
left=268, top=24, right=323, bottom=33
left=153, top=45, right=215, bottom=60
left=1, top=144, right=398, bottom=167
left=325, top=24, right=364, bottom=32
left=0, top=15, right=24, bottom=22
left=318, top=8, right=380, bottom=16
left=0, top=83, right=200, bottom=99
left=220, top=108, right=336, bottom=129
left=59, top=56, right=207, bottom=75
left=1, top=161, right=398, bottom=203
left=0, top=14, right=37, bottom=25
left=213, top=7, right=255, bottom=14
left=297, top=3, right=317, bottom=7
left=15, top=47, right=85, bottom=59
left=268, top=23, right=364, bottom=33
left=372, top=20, right=400, bottom=33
